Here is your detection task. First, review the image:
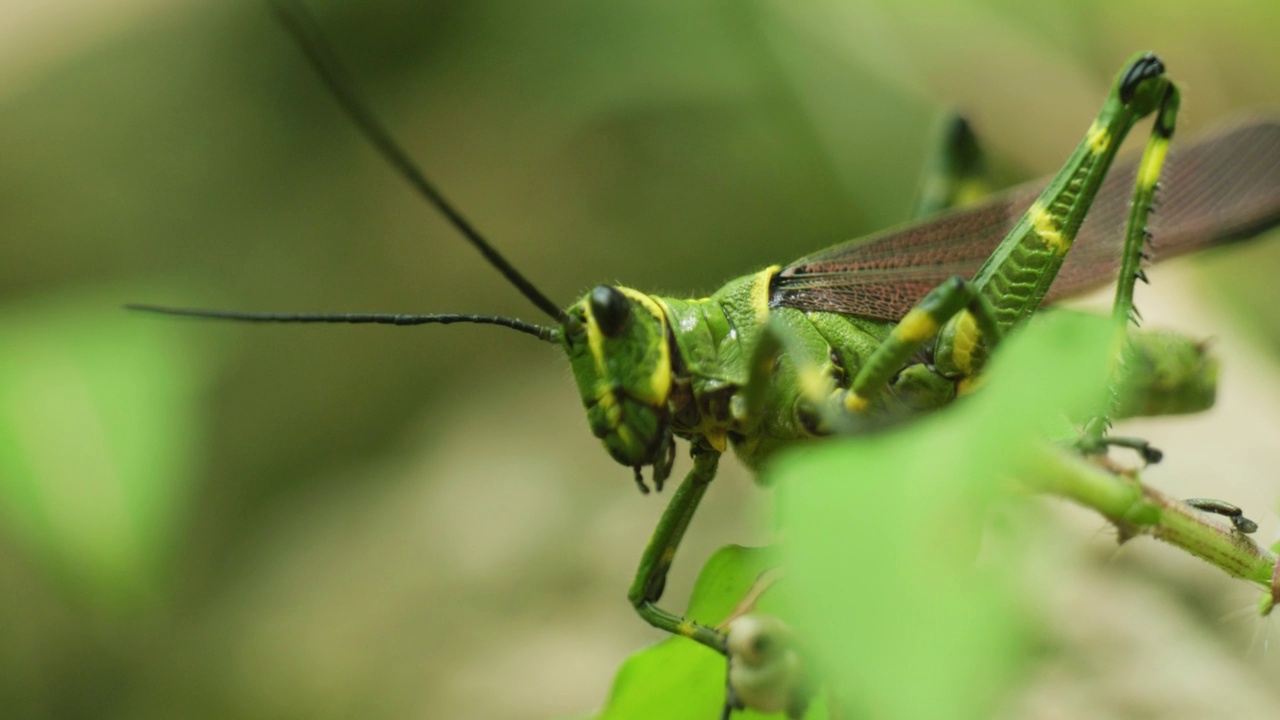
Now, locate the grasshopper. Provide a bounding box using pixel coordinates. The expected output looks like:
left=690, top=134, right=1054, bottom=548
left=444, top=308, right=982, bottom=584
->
left=129, top=1, right=1280, bottom=716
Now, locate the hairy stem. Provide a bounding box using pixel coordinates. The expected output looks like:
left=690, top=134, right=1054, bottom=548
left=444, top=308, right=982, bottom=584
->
left=1024, top=445, right=1277, bottom=586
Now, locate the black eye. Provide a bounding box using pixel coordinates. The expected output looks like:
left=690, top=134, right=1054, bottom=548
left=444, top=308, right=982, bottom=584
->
left=590, top=285, right=631, bottom=337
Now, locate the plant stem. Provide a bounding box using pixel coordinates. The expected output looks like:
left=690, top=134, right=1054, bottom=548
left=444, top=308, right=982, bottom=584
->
left=1024, top=445, right=1277, bottom=586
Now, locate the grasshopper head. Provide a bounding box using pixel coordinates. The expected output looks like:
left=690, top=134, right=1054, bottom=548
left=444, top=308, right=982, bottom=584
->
left=562, top=285, right=676, bottom=492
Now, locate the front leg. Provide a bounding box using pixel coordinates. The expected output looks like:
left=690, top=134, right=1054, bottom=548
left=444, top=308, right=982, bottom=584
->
left=848, top=277, right=1001, bottom=409
left=628, top=446, right=727, bottom=653
left=739, top=293, right=997, bottom=437
left=739, top=315, right=868, bottom=436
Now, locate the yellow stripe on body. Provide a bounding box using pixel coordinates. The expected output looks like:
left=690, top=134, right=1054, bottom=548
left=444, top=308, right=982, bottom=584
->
left=619, top=288, right=673, bottom=403
left=753, top=266, right=782, bottom=322
left=586, top=305, right=608, bottom=378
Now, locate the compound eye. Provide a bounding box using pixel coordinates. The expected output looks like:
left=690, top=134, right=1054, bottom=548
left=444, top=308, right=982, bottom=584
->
left=590, top=285, right=631, bottom=338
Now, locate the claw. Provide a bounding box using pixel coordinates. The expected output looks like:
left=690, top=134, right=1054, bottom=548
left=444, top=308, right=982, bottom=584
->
left=1119, top=52, right=1166, bottom=103
left=1140, top=444, right=1163, bottom=464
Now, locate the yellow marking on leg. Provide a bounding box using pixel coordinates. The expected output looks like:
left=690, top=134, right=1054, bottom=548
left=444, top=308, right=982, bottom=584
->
left=955, top=181, right=990, bottom=208
left=660, top=546, right=677, bottom=566
left=1086, top=121, right=1111, bottom=154
left=949, top=311, right=979, bottom=375
left=1137, top=137, right=1170, bottom=190
left=1028, top=201, right=1069, bottom=255
left=704, top=428, right=728, bottom=453
left=799, top=367, right=831, bottom=404
left=844, top=392, right=870, bottom=413
left=957, top=374, right=985, bottom=396
left=895, top=308, right=940, bottom=344
left=676, top=620, right=697, bottom=638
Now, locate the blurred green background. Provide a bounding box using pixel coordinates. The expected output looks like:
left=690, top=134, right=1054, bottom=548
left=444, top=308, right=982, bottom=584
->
left=2, top=1, right=1279, bottom=718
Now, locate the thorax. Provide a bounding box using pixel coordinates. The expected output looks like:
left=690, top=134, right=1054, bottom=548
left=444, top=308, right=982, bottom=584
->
left=654, top=268, right=961, bottom=471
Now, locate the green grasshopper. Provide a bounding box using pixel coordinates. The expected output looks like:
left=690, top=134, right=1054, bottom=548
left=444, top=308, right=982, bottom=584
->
left=130, top=1, right=1280, bottom=716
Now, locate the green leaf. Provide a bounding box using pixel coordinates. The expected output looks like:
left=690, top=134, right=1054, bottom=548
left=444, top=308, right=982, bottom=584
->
left=0, top=288, right=206, bottom=608
left=592, top=314, right=1114, bottom=720
left=771, top=311, right=1113, bottom=720
left=593, top=544, right=785, bottom=720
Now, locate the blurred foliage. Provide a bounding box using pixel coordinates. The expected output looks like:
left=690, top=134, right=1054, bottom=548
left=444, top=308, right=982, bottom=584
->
left=0, top=287, right=204, bottom=603
left=1, top=0, right=1279, bottom=718
left=597, top=313, right=1113, bottom=719
left=775, top=311, right=1113, bottom=720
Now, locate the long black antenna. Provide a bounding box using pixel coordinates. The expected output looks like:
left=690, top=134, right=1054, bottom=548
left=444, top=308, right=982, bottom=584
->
left=125, top=304, right=560, bottom=343
left=268, top=0, right=567, bottom=323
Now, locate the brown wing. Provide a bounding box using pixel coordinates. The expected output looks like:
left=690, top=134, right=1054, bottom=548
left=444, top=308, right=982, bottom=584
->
left=771, top=119, right=1280, bottom=321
